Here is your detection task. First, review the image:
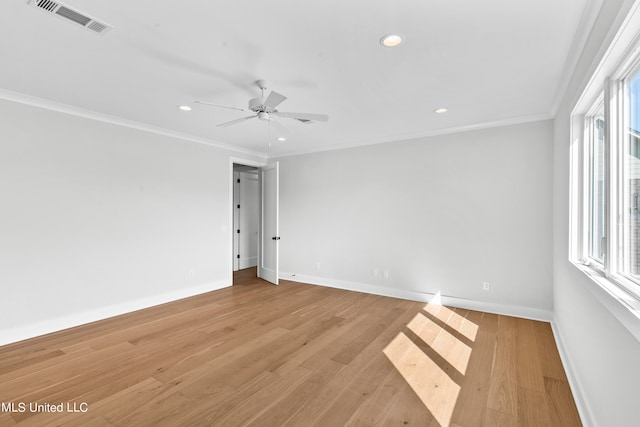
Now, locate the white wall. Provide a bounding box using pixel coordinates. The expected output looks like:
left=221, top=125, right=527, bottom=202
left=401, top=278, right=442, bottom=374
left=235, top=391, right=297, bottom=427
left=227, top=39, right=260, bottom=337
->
left=0, top=98, right=259, bottom=345
left=277, top=120, right=554, bottom=316
left=552, top=0, right=640, bottom=425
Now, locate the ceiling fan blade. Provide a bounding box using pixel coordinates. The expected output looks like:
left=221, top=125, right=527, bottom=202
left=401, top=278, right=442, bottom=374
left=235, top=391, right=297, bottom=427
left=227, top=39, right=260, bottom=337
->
left=195, top=100, right=246, bottom=112
left=217, top=115, right=256, bottom=127
left=264, top=91, right=287, bottom=109
left=274, top=111, right=329, bottom=122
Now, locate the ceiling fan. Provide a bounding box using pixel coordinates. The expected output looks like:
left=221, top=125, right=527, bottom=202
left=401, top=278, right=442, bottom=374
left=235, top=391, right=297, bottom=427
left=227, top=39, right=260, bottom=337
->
left=195, top=80, right=329, bottom=132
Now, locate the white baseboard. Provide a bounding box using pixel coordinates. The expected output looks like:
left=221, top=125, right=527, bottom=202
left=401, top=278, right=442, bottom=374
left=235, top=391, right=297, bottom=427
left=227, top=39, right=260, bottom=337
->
left=280, top=272, right=553, bottom=322
left=0, top=280, right=231, bottom=347
left=550, top=319, right=596, bottom=427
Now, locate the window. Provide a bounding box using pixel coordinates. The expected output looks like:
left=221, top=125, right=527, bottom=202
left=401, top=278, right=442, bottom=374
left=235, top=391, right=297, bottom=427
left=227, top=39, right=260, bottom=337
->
left=571, top=47, right=640, bottom=305
left=622, top=69, right=640, bottom=281
left=569, top=0, right=640, bottom=343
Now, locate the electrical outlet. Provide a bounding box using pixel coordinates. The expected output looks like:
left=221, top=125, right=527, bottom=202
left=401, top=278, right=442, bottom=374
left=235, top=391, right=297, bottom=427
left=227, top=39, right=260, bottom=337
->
left=188, top=269, right=195, bottom=279
left=316, top=262, right=321, bottom=270
left=383, top=269, right=389, bottom=279
left=482, top=282, right=491, bottom=291
left=372, top=268, right=378, bottom=278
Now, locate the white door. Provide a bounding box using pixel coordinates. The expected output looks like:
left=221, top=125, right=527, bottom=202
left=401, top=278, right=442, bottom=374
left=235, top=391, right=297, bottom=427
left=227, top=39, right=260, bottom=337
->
left=258, top=161, right=279, bottom=285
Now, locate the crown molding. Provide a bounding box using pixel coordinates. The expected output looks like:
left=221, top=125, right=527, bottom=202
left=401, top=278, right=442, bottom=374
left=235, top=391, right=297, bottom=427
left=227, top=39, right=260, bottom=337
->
left=0, top=88, right=268, bottom=160
left=0, top=87, right=553, bottom=162
left=270, top=112, right=553, bottom=159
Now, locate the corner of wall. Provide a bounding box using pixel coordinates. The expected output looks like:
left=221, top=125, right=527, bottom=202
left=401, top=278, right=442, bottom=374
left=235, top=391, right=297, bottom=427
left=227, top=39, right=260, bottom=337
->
left=549, top=316, right=597, bottom=427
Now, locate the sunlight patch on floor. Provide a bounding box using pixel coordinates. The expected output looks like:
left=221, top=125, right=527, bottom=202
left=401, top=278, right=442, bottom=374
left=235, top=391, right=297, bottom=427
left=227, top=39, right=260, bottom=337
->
left=407, top=312, right=472, bottom=375
left=383, top=332, right=460, bottom=426
left=383, top=299, right=481, bottom=426
left=422, top=302, right=478, bottom=342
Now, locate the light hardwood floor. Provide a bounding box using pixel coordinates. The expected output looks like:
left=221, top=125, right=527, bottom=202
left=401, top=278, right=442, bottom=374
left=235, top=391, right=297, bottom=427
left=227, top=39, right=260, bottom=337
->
left=0, top=269, right=581, bottom=426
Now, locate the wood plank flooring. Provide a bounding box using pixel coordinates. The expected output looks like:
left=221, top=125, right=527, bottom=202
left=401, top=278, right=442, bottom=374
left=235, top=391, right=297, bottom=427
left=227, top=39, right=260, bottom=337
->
left=0, top=268, right=581, bottom=426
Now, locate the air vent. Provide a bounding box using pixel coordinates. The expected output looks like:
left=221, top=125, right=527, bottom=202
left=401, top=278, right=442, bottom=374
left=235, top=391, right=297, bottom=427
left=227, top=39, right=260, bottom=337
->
left=28, top=0, right=112, bottom=35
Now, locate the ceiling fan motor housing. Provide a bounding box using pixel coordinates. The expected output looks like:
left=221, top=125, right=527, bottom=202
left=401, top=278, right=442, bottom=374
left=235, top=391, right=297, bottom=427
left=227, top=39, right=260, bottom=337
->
left=249, top=97, right=273, bottom=113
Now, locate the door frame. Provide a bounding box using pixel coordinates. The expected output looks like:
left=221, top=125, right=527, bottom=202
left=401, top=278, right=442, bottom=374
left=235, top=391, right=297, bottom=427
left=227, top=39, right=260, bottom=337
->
left=228, top=157, right=267, bottom=283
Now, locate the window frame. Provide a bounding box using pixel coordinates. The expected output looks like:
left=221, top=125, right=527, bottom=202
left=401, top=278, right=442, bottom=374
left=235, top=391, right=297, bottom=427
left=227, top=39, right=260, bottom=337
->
left=570, top=27, right=640, bottom=331
left=584, top=98, right=606, bottom=268
left=619, top=63, right=640, bottom=280
left=613, top=62, right=640, bottom=294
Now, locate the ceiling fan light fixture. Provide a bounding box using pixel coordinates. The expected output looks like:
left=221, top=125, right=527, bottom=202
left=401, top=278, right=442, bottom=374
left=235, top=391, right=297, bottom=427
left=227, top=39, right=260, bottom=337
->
left=380, top=33, right=403, bottom=47
left=178, top=105, right=192, bottom=111
left=277, top=137, right=287, bottom=142
left=434, top=108, right=448, bottom=114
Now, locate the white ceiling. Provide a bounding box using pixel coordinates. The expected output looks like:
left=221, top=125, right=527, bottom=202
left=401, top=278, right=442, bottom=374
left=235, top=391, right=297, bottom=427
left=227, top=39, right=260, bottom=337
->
left=0, top=0, right=592, bottom=157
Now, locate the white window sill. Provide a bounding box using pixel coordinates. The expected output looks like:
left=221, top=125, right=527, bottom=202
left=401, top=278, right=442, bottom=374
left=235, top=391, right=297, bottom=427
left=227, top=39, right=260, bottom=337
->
left=571, top=261, right=640, bottom=343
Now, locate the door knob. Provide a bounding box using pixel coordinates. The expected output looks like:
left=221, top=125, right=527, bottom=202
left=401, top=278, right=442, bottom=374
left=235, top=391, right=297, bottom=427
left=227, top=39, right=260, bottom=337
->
left=272, top=236, right=281, bottom=240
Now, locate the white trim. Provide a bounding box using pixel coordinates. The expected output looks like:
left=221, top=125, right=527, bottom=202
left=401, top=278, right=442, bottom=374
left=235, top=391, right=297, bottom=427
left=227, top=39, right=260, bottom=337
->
left=272, top=113, right=553, bottom=159
left=280, top=272, right=553, bottom=322
left=0, top=280, right=230, bottom=347
left=0, top=88, right=267, bottom=160
left=550, top=319, right=597, bottom=427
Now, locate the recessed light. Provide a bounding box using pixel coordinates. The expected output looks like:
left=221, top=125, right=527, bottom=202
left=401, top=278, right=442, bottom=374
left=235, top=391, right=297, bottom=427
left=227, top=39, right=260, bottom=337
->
left=277, top=137, right=287, bottom=142
left=178, top=105, right=192, bottom=111
left=380, top=33, right=403, bottom=47
left=434, top=108, right=448, bottom=114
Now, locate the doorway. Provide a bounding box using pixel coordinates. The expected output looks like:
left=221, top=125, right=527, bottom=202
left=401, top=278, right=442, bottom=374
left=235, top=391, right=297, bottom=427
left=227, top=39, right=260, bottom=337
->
left=229, top=157, right=279, bottom=286
left=233, top=164, right=259, bottom=280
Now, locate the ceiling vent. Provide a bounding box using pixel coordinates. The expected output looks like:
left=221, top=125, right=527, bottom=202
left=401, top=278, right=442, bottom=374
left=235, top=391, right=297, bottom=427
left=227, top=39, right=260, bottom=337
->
left=27, top=0, right=112, bottom=35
